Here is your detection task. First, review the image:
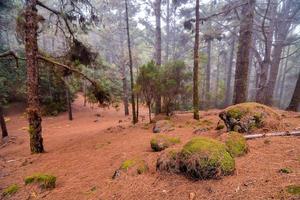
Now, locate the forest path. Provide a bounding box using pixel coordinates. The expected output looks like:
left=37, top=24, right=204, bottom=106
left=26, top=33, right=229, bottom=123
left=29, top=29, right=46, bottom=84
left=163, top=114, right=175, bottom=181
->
left=0, top=96, right=300, bottom=200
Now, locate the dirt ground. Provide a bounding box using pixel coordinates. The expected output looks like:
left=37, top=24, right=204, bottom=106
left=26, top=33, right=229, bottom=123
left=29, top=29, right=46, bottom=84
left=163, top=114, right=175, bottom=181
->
left=1, top=96, right=300, bottom=200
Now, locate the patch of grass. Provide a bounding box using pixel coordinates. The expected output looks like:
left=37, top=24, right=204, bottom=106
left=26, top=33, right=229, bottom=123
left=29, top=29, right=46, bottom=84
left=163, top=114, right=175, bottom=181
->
left=286, top=185, right=300, bottom=196
left=24, top=174, right=56, bottom=189
left=225, top=132, right=249, bottom=157
left=150, top=135, right=180, bottom=151
left=279, top=168, right=292, bottom=174
left=136, top=160, right=149, bottom=174
left=227, top=108, right=245, bottom=119
left=2, top=184, right=19, bottom=196
left=120, top=160, right=136, bottom=170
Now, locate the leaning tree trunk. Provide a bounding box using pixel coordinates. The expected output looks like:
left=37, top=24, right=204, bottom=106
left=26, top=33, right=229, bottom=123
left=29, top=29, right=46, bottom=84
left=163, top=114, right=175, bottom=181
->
left=0, top=106, right=8, bottom=138
left=125, top=0, right=137, bottom=124
left=154, top=0, right=162, bottom=114
left=233, top=0, right=255, bottom=104
left=193, top=0, right=200, bottom=120
left=286, top=72, right=300, bottom=111
left=25, top=0, right=44, bottom=153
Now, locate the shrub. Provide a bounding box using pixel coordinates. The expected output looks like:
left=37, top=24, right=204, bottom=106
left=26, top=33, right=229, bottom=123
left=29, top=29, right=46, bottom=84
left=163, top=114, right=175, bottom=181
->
left=2, top=184, right=19, bottom=197
left=225, top=132, right=249, bottom=157
left=286, top=185, right=300, bottom=196
left=24, top=174, right=56, bottom=189
left=150, top=135, right=180, bottom=151
left=120, top=159, right=149, bottom=175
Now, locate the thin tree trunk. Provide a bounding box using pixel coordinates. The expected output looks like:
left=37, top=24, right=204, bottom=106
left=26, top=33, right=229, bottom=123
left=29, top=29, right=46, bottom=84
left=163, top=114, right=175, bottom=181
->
left=279, top=47, right=289, bottom=108
left=165, top=0, right=170, bottom=62
left=155, top=0, right=162, bottom=114
left=193, top=0, right=200, bottom=120
left=65, top=78, right=73, bottom=121
left=125, top=0, right=137, bottom=124
left=119, top=8, right=129, bottom=116
left=286, top=72, right=300, bottom=111
left=205, top=39, right=211, bottom=108
left=225, top=34, right=235, bottom=106
left=148, top=104, right=151, bottom=123
left=25, top=0, right=44, bottom=153
left=233, top=0, right=255, bottom=104
left=215, top=51, right=220, bottom=108
left=0, top=106, right=8, bottom=138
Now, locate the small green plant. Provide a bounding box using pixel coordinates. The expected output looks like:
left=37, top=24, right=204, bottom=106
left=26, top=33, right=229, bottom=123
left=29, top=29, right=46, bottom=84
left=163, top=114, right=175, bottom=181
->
left=2, top=184, right=19, bottom=197
left=120, top=160, right=136, bottom=170
left=24, top=174, right=56, bottom=189
left=216, top=124, right=225, bottom=130
left=264, top=139, right=271, bottom=145
left=279, top=168, right=292, bottom=174
left=286, top=185, right=300, bottom=196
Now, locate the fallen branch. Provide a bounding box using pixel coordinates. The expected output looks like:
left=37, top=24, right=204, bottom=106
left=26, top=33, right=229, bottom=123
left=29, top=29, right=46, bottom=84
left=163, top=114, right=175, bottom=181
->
left=244, top=131, right=300, bottom=140
left=0, top=51, right=25, bottom=68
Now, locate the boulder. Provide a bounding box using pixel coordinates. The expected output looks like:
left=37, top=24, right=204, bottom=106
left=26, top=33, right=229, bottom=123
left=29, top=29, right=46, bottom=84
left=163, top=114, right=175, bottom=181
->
left=150, top=135, right=180, bottom=151
left=219, top=102, right=282, bottom=133
left=157, top=137, right=235, bottom=180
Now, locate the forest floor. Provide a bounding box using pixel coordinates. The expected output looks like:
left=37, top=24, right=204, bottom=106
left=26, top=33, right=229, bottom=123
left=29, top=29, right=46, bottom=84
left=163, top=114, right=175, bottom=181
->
left=0, top=95, right=300, bottom=200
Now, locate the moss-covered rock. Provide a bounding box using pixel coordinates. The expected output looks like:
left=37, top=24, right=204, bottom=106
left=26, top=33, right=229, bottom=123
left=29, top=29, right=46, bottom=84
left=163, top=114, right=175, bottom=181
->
left=24, top=174, right=56, bottom=189
left=157, top=137, right=235, bottom=180
left=2, top=184, right=19, bottom=197
left=152, top=120, right=175, bottom=133
left=219, top=102, right=282, bottom=133
left=225, top=132, right=249, bottom=157
left=150, top=135, right=180, bottom=151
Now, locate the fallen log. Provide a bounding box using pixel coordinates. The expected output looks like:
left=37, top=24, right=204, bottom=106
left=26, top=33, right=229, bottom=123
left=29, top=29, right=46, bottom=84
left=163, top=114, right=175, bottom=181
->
left=244, top=131, right=300, bottom=140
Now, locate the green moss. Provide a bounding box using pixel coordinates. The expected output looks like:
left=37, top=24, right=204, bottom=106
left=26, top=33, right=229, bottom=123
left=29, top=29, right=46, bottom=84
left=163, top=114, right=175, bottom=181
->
left=2, top=184, right=19, bottom=196
left=227, top=108, right=245, bottom=119
left=225, top=132, right=248, bottom=157
left=120, top=160, right=136, bottom=170
left=150, top=135, right=180, bottom=151
left=24, top=174, right=56, bottom=189
left=286, top=185, right=300, bottom=196
left=216, top=124, right=225, bottom=130
left=182, top=137, right=235, bottom=176
left=279, top=168, right=292, bottom=174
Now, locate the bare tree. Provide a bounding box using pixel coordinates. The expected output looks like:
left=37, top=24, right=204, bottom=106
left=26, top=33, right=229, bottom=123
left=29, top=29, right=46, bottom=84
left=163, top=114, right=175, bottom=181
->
left=287, top=72, right=300, bottom=111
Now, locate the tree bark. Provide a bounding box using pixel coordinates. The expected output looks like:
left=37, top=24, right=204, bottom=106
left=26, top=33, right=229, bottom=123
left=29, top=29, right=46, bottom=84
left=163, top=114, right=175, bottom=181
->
left=165, top=0, right=170, bottom=63
left=233, top=0, right=255, bottom=104
left=154, top=0, right=162, bottom=114
left=0, top=106, right=8, bottom=138
left=25, top=0, right=44, bottom=153
left=65, top=78, right=73, bottom=121
left=193, top=0, right=200, bottom=120
left=125, top=0, right=137, bottom=124
left=286, top=72, right=300, bottom=111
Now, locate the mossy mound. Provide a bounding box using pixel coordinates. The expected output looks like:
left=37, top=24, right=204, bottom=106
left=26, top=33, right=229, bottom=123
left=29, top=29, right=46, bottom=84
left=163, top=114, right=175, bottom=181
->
left=150, top=135, right=180, bottom=151
left=157, top=137, right=235, bottom=180
left=219, top=102, right=282, bottom=133
left=24, top=174, right=56, bottom=189
left=225, top=132, right=249, bottom=157
left=120, top=159, right=149, bottom=175
left=152, top=120, right=175, bottom=133
left=2, top=184, right=19, bottom=197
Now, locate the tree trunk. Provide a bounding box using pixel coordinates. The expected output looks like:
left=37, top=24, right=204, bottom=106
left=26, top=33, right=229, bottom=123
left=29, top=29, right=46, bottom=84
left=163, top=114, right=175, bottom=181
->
left=233, top=0, right=255, bottom=104
left=264, top=0, right=292, bottom=105
left=205, top=39, right=211, bottom=108
left=0, top=106, right=8, bottom=138
left=65, top=79, right=73, bottom=121
left=119, top=8, right=129, bottom=116
left=215, top=51, right=220, bottom=108
left=25, top=0, right=44, bottom=153
left=155, top=0, right=162, bottom=114
left=193, top=0, right=200, bottom=120
left=279, top=47, right=290, bottom=108
left=165, top=0, right=170, bottom=62
left=148, top=103, right=152, bottom=123
left=125, top=0, right=137, bottom=124
left=225, top=34, right=235, bottom=106
left=286, top=72, right=300, bottom=111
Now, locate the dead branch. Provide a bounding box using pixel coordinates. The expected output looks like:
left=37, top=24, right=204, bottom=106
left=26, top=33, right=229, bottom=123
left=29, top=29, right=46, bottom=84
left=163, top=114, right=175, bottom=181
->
left=244, top=131, right=300, bottom=140
left=0, top=51, right=25, bottom=68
